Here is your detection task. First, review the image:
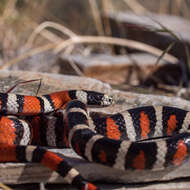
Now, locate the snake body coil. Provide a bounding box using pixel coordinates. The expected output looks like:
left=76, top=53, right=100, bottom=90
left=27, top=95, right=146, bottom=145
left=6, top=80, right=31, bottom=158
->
left=0, top=90, right=190, bottom=190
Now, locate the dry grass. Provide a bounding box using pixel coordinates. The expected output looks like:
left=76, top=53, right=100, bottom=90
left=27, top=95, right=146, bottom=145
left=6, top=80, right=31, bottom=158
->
left=54, top=35, right=178, bottom=63
left=0, top=21, right=178, bottom=70
left=0, top=0, right=189, bottom=77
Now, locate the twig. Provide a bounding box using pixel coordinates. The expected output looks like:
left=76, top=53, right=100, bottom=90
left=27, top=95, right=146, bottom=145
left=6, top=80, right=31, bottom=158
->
left=27, top=21, right=63, bottom=45
left=6, top=79, right=42, bottom=94
left=54, top=36, right=178, bottom=64
left=62, top=45, right=84, bottom=76
left=66, top=57, right=84, bottom=76
left=155, top=42, right=175, bottom=65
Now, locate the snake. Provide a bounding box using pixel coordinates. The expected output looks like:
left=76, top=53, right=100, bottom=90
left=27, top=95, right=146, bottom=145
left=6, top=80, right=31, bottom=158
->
left=0, top=90, right=190, bottom=190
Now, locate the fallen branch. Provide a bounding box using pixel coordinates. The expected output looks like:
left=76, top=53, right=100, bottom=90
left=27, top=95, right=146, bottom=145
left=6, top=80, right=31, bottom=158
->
left=54, top=35, right=178, bottom=64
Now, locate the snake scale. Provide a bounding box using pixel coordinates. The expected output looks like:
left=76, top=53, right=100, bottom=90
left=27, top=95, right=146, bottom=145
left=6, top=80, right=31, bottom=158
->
left=0, top=90, right=190, bottom=190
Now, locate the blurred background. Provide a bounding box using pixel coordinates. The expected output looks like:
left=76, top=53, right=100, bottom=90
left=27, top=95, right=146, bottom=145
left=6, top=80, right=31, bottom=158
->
left=0, top=0, right=190, bottom=97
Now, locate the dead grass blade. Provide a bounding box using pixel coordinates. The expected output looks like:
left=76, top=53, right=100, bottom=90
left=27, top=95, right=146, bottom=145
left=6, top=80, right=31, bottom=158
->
left=26, top=21, right=77, bottom=47
left=151, top=19, right=180, bottom=41
left=155, top=42, right=175, bottom=65
left=54, top=36, right=178, bottom=64
left=6, top=79, right=42, bottom=94
left=67, top=58, right=84, bottom=76
left=28, top=21, right=63, bottom=44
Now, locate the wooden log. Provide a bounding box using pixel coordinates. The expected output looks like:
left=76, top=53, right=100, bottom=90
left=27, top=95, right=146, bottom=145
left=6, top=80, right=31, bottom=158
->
left=105, top=11, right=190, bottom=61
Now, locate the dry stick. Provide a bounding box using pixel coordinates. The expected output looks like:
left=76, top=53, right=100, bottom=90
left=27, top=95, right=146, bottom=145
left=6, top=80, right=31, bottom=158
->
left=26, top=21, right=77, bottom=47
left=1, top=35, right=178, bottom=70
left=26, top=21, right=64, bottom=45
left=27, top=22, right=83, bottom=74
left=63, top=45, right=84, bottom=76
left=26, top=21, right=82, bottom=61
left=25, top=21, right=79, bottom=66
left=6, top=79, right=42, bottom=95
left=29, top=27, right=62, bottom=44
left=89, top=0, right=105, bottom=36
left=54, top=36, right=178, bottom=64
left=67, top=58, right=84, bottom=76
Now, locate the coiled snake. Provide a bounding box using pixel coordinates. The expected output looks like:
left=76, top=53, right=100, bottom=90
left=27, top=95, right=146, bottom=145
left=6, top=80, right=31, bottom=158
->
left=0, top=90, right=190, bottom=190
